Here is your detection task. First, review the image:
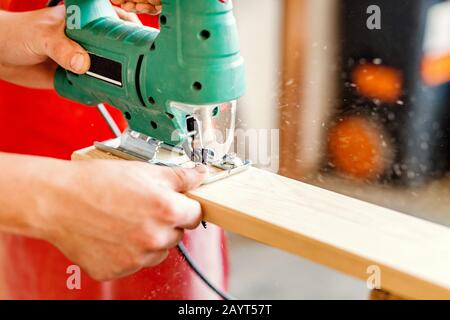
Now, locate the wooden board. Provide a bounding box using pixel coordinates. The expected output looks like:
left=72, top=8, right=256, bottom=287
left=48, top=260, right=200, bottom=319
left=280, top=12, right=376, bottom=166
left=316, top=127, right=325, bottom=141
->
left=72, top=146, right=450, bottom=300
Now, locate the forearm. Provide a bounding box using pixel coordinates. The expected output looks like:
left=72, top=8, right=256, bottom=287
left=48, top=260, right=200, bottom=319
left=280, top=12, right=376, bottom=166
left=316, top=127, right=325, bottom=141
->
left=0, top=10, right=21, bottom=67
left=0, top=152, right=70, bottom=240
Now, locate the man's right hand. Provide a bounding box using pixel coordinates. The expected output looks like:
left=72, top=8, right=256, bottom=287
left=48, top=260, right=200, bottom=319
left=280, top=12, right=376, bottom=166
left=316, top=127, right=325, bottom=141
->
left=36, top=159, right=206, bottom=281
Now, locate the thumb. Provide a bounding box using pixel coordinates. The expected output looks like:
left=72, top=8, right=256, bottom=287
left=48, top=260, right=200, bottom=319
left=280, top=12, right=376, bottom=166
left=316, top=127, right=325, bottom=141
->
left=44, top=34, right=90, bottom=74
left=161, top=165, right=209, bottom=192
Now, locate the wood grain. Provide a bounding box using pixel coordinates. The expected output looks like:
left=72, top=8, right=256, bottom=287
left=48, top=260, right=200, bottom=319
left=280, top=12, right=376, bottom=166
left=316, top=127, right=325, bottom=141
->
left=73, top=146, right=450, bottom=300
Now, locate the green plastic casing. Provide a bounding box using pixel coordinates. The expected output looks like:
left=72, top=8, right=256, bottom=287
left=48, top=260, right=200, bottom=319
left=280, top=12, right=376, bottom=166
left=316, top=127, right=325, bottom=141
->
left=55, top=0, right=246, bottom=146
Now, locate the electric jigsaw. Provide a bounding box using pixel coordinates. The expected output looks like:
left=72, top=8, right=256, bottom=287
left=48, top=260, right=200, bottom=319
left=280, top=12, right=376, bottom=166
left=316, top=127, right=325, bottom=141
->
left=55, top=0, right=249, bottom=182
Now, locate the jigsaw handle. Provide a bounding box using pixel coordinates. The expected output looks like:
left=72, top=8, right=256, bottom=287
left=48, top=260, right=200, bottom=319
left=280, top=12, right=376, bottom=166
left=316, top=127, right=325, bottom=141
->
left=54, top=0, right=159, bottom=107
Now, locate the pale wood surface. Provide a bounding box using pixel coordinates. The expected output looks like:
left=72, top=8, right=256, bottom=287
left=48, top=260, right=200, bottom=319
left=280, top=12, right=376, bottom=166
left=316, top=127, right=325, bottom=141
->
left=72, top=146, right=450, bottom=299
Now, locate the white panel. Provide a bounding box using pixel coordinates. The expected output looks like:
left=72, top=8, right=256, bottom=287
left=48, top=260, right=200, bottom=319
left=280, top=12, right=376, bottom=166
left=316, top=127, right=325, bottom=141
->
left=233, top=0, right=281, bottom=131
left=298, top=0, right=338, bottom=173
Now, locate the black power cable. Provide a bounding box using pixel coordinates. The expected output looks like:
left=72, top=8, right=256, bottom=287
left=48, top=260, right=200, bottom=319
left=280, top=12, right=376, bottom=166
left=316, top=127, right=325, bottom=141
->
left=48, top=0, right=235, bottom=300
left=177, top=243, right=236, bottom=300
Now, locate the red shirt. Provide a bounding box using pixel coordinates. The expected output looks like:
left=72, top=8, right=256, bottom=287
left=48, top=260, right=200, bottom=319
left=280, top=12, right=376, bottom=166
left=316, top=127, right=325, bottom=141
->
left=0, top=0, right=228, bottom=299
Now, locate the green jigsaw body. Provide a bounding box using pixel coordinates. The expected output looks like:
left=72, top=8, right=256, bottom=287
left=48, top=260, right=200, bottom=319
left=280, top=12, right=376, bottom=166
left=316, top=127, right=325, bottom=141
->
left=55, top=0, right=245, bottom=146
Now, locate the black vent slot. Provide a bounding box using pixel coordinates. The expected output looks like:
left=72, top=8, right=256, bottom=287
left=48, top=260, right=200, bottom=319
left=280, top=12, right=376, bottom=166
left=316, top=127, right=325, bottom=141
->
left=87, top=53, right=123, bottom=87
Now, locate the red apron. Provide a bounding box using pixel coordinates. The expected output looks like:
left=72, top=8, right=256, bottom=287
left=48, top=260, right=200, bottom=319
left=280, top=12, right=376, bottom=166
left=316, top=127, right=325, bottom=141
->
left=0, top=0, right=228, bottom=299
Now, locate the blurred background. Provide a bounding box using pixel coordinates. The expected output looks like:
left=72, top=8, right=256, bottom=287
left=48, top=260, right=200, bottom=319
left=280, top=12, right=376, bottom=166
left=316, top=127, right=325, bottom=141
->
left=226, top=0, right=450, bottom=299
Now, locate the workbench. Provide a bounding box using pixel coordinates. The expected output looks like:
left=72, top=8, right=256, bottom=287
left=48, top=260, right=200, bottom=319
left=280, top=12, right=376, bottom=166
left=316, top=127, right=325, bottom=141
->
left=73, top=146, right=450, bottom=300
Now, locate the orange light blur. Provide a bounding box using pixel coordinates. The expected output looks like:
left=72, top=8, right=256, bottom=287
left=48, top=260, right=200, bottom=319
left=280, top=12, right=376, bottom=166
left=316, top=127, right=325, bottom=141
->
left=328, top=117, right=390, bottom=180
left=352, top=63, right=403, bottom=103
left=422, top=54, right=450, bottom=86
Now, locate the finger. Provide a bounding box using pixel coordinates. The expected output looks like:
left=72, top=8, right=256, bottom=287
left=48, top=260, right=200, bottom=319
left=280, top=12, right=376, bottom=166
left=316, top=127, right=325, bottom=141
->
left=142, top=0, right=162, bottom=14
left=141, top=226, right=185, bottom=251
left=113, top=1, right=161, bottom=14
left=121, top=2, right=136, bottom=12
left=163, top=192, right=203, bottom=230
left=135, top=3, right=157, bottom=13
left=114, top=6, right=143, bottom=25
left=157, top=228, right=184, bottom=249
left=158, top=165, right=208, bottom=192
left=148, top=0, right=162, bottom=5
left=142, top=250, right=170, bottom=268
left=38, top=27, right=90, bottom=74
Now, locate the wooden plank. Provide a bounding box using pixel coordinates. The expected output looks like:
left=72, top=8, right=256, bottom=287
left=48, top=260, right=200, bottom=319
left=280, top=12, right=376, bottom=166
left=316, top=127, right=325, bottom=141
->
left=370, top=289, right=404, bottom=300
left=72, top=146, right=450, bottom=300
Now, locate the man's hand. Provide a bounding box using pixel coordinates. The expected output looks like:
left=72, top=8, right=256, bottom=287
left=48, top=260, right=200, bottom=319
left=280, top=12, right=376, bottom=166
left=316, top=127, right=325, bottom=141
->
left=0, top=153, right=207, bottom=281
left=0, top=6, right=142, bottom=89
left=48, top=160, right=206, bottom=281
left=112, top=0, right=162, bottom=14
